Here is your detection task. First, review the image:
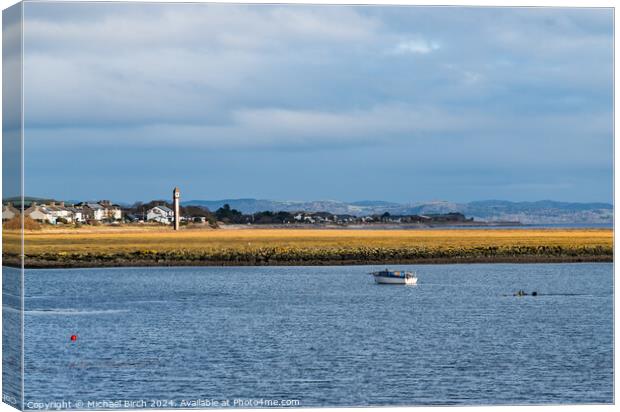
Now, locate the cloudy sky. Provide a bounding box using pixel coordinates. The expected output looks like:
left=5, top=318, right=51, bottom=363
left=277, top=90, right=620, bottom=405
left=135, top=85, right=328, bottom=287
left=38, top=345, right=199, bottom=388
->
left=19, top=3, right=613, bottom=203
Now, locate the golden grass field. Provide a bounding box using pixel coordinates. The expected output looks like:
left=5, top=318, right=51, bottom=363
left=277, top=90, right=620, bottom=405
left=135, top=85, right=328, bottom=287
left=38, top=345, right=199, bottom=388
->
left=1, top=226, right=612, bottom=254
left=2, top=226, right=613, bottom=267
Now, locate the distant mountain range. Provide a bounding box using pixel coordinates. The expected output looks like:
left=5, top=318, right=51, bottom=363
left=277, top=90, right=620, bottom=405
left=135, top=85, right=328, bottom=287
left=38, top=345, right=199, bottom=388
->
left=183, top=199, right=613, bottom=224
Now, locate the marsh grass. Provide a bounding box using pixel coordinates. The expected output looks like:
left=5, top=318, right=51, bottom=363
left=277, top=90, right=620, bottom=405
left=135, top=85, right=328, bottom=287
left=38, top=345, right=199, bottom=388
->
left=2, top=227, right=613, bottom=267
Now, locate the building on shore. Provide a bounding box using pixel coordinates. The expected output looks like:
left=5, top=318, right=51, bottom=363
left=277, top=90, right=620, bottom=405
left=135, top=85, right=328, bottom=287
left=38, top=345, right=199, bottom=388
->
left=24, top=203, right=55, bottom=224
left=66, top=206, right=85, bottom=223
left=78, top=201, right=122, bottom=222
left=79, top=202, right=106, bottom=222
left=5, top=199, right=121, bottom=225
left=98, top=200, right=122, bottom=221
left=46, top=201, right=75, bottom=223
left=2, top=203, right=19, bottom=221
left=146, top=205, right=174, bottom=224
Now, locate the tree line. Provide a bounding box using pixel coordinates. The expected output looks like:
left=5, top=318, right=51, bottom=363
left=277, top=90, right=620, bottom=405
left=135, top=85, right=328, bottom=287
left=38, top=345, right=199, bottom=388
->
left=123, top=202, right=471, bottom=225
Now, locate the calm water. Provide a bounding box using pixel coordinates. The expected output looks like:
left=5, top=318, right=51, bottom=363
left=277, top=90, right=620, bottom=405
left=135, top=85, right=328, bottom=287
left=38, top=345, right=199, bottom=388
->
left=6, top=263, right=615, bottom=407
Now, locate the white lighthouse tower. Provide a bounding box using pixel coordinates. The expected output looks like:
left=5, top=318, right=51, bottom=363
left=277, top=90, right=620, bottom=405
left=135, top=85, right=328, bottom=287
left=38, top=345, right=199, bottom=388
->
left=173, top=187, right=180, bottom=230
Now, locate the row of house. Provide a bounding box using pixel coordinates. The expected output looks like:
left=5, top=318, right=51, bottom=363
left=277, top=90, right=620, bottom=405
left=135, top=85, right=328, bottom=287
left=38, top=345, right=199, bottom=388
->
left=2, top=201, right=186, bottom=226
left=2, top=200, right=122, bottom=225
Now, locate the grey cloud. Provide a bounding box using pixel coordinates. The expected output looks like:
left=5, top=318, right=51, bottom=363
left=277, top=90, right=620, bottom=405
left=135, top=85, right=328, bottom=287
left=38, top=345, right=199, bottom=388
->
left=18, top=4, right=613, bottom=202
left=23, top=5, right=612, bottom=133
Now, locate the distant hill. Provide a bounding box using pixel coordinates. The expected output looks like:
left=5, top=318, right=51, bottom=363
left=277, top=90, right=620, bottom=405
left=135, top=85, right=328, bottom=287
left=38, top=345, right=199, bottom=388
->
left=350, top=200, right=401, bottom=208
left=459, top=200, right=613, bottom=224
left=9, top=196, right=611, bottom=225
left=3, top=196, right=63, bottom=207
left=183, top=198, right=613, bottom=224
left=183, top=199, right=365, bottom=215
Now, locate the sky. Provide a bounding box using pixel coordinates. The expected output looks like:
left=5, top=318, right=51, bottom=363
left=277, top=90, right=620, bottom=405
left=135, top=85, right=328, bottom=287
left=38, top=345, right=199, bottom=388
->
left=14, top=3, right=614, bottom=204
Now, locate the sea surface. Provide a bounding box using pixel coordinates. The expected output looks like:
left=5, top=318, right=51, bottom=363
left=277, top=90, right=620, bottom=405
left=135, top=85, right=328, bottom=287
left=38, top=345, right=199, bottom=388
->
left=3, top=263, right=614, bottom=408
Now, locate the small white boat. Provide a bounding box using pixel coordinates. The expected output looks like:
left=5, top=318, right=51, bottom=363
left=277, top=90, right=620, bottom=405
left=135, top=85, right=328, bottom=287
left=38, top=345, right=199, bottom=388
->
left=370, top=269, right=418, bottom=285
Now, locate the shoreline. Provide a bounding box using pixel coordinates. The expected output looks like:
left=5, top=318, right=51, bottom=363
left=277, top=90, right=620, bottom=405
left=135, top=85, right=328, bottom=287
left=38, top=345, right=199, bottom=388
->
left=4, top=254, right=613, bottom=269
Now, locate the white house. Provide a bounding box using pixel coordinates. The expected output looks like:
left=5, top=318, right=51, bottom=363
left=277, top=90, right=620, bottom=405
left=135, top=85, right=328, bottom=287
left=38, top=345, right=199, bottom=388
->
left=108, top=207, right=122, bottom=221
left=99, top=200, right=122, bottom=221
left=2, top=203, right=19, bottom=221
left=75, top=201, right=122, bottom=222
left=46, top=202, right=74, bottom=223
left=66, top=207, right=84, bottom=223
left=147, top=206, right=174, bottom=224
left=24, top=204, right=55, bottom=224
left=80, top=203, right=106, bottom=221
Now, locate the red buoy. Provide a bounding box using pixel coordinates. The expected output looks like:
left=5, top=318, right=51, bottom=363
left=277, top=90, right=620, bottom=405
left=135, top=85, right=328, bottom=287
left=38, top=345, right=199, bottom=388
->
left=70, top=335, right=77, bottom=342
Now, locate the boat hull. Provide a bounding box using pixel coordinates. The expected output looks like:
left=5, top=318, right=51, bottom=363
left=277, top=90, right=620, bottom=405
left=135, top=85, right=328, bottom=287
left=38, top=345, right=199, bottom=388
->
left=373, top=275, right=417, bottom=285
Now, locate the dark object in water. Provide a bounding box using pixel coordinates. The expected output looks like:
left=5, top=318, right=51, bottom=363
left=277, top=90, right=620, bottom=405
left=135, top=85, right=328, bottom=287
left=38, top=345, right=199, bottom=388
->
left=512, top=290, right=538, bottom=297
